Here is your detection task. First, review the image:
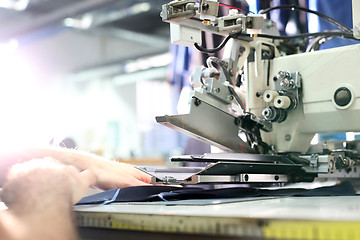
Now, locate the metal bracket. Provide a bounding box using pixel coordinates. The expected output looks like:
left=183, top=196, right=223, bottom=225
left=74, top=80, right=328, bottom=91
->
left=152, top=173, right=289, bottom=185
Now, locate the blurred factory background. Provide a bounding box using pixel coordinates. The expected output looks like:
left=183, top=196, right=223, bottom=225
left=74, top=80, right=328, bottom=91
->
left=0, top=0, right=183, bottom=160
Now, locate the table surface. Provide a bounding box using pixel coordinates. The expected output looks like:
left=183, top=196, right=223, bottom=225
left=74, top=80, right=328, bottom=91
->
left=75, top=195, right=360, bottom=240
left=75, top=195, right=360, bottom=221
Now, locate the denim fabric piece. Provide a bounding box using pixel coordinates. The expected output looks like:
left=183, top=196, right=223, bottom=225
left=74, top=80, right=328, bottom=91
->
left=77, top=189, right=119, bottom=205
left=76, top=186, right=184, bottom=205
left=76, top=181, right=356, bottom=205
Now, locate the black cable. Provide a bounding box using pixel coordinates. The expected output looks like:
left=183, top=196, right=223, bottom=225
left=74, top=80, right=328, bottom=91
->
left=258, top=5, right=352, bottom=34
left=194, top=31, right=359, bottom=54
left=194, top=35, right=232, bottom=53
left=193, top=31, right=249, bottom=53
left=194, top=5, right=356, bottom=54
left=256, top=31, right=359, bottom=41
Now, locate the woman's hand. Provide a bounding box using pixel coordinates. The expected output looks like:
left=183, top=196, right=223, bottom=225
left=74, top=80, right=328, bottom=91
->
left=0, top=146, right=152, bottom=190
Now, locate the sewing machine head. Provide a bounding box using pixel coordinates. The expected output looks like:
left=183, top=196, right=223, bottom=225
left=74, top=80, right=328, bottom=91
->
left=158, top=0, right=360, bottom=155
left=154, top=0, right=360, bottom=184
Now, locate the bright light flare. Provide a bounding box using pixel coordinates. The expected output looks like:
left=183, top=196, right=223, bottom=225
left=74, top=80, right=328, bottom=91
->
left=0, top=44, right=61, bottom=149
left=310, top=134, right=319, bottom=145
left=0, top=0, right=29, bottom=11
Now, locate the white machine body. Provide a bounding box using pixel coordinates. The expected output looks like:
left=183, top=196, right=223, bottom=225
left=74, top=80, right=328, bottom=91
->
left=247, top=43, right=360, bottom=152
left=160, top=0, right=360, bottom=155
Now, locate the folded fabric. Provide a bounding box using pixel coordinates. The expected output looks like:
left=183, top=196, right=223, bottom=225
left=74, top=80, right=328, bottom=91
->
left=76, top=181, right=357, bottom=205
left=77, top=186, right=183, bottom=205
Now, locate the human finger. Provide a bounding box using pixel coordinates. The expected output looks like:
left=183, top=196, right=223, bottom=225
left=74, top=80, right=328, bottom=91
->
left=126, top=177, right=152, bottom=187
left=79, top=169, right=97, bottom=187
left=71, top=169, right=97, bottom=204
left=133, top=170, right=152, bottom=184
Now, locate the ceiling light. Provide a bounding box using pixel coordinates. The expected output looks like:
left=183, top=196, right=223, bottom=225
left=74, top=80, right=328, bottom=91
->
left=0, top=0, right=29, bottom=11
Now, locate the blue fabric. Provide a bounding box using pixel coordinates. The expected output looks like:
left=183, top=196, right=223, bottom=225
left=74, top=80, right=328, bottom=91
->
left=168, top=44, right=192, bottom=89
left=76, top=181, right=356, bottom=205
left=76, top=186, right=183, bottom=205
left=317, top=0, right=355, bottom=49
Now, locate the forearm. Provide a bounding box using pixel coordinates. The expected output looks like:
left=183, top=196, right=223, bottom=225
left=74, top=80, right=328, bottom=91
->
left=0, top=211, right=27, bottom=240
left=1, top=165, right=80, bottom=240
left=3, top=206, right=77, bottom=240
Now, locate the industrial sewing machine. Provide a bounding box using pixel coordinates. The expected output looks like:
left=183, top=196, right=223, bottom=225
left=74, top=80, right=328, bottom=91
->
left=147, top=0, right=360, bottom=185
